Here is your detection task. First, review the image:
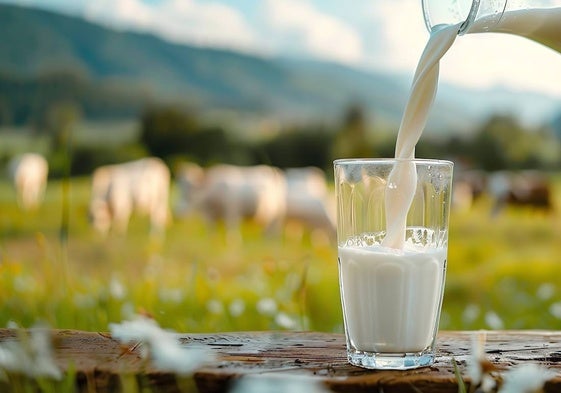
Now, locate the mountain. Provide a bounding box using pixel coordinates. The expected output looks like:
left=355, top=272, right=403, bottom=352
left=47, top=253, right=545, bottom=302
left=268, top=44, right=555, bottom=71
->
left=0, top=3, right=558, bottom=136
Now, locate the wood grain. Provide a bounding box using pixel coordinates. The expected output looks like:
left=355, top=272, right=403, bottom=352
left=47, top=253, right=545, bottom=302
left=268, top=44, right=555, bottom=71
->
left=1, top=329, right=561, bottom=392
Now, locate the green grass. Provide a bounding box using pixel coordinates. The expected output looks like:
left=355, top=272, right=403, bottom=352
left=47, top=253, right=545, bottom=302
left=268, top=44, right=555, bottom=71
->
left=2, top=176, right=561, bottom=333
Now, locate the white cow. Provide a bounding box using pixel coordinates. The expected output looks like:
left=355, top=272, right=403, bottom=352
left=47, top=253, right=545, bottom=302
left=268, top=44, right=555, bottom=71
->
left=89, top=157, right=171, bottom=236
left=8, top=153, right=49, bottom=210
left=284, top=167, right=336, bottom=242
left=175, top=163, right=287, bottom=242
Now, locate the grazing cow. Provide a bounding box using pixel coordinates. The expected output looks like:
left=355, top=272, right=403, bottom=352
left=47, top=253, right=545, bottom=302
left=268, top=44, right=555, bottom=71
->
left=175, top=163, right=287, bottom=242
left=8, top=153, right=49, bottom=210
left=452, top=170, right=487, bottom=212
left=284, top=167, right=336, bottom=242
left=488, top=170, right=553, bottom=215
left=89, top=157, right=171, bottom=236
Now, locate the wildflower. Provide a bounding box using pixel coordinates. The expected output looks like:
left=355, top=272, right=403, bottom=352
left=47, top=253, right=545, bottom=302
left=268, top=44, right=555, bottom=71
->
left=149, top=332, right=212, bottom=375
left=6, top=321, right=18, bottom=329
left=462, top=303, right=480, bottom=325
left=0, top=324, right=62, bottom=380
left=206, top=299, right=224, bottom=315
left=536, top=283, right=555, bottom=301
left=230, top=374, right=329, bottom=393
left=109, top=276, right=126, bottom=300
left=275, top=312, right=298, bottom=330
left=484, top=311, right=504, bottom=330
left=229, top=299, right=245, bottom=317
left=256, top=298, right=277, bottom=316
left=109, top=315, right=214, bottom=375
left=159, top=288, right=184, bottom=303
left=549, top=301, right=561, bottom=319
left=499, top=364, right=555, bottom=393
left=466, top=331, right=496, bottom=393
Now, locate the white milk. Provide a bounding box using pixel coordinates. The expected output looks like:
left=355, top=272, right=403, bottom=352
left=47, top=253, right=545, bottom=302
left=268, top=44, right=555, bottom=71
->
left=384, top=7, right=561, bottom=249
left=341, top=8, right=561, bottom=355
left=382, top=23, right=460, bottom=250
left=468, top=7, right=561, bottom=53
left=339, top=243, right=446, bottom=352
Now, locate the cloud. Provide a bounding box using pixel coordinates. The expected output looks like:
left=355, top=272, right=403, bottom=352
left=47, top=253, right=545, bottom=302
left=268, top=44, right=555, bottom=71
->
left=365, top=0, right=429, bottom=72
left=6, top=0, right=561, bottom=97
left=364, top=0, right=561, bottom=96
left=84, top=0, right=260, bottom=52
left=441, top=33, right=561, bottom=95
left=262, top=0, right=364, bottom=64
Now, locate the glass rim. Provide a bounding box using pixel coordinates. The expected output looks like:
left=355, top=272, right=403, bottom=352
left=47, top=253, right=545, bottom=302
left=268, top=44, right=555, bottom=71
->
left=333, top=158, right=454, bottom=166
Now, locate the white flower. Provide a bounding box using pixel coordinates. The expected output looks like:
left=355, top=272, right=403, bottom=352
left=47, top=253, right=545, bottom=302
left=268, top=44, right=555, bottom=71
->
left=149, top=331, right=214, bottom=375
left=229, top=299, right=245, bottom=317
left=0, top=325, right=61, bottom=380
left=110, top=315, right=163, bottom=344
left=499, top=364, right=555, bottom=393
left=109, top=276, right=126, bottom=300
left=6, top=321, right=18, bottom=329
left=549, top=302, right=561, bottom=319
left=159, top=288, right=184, bottom=304
left=230, top=375, right=330, bottom=393
left=467, top=331, right=486, bottom=385
left=275, top=312, right=298, bottom=330
left=462, top=303, right=480, bottom=324
left=206, top=299, right=224, bottom=315
left=256, top=298, right=277, bottom=316
left=484, top=311, right=504, bottom=330
left=467, top=331, right=496, bottom=393
left=536, top=283, right=555, bottom=301
left=109, top=315, right=214, bottom=375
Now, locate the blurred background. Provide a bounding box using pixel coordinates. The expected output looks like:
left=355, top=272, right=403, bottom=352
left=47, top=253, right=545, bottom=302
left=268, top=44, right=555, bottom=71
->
left=1, top=0, right=561, bottom=334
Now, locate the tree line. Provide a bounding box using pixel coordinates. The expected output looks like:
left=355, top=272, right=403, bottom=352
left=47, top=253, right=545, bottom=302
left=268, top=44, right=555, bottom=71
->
left=0, top=74, right=561, bottom=176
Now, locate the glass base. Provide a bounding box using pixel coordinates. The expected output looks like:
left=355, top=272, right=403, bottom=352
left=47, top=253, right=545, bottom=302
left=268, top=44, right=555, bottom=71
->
left=347, top=348, right=435, bottom=370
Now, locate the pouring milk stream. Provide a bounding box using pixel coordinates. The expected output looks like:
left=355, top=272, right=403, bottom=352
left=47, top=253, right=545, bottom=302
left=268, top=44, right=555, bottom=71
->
left=339, top=5, right=561, bottom=360
left=384, top=6, right=561, bottom=249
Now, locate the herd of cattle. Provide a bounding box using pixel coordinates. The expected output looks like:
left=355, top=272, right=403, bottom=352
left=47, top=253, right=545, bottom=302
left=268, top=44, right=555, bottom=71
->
left=6, top=153, right=337, bottom=242
left=5, top=153, right=557, bottom=241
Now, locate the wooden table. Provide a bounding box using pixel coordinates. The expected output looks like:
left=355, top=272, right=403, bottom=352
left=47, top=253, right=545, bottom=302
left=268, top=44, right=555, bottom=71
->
left=1, top=329, right=561, bottom=392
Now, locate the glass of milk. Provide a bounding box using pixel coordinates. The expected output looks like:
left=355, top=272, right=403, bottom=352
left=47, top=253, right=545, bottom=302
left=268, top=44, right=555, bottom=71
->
left=334, top=158, right=453, bottom=369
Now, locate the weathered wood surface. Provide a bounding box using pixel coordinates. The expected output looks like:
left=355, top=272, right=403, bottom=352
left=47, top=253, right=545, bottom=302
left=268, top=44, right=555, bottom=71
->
left=1, top=329, right=561, bottom=392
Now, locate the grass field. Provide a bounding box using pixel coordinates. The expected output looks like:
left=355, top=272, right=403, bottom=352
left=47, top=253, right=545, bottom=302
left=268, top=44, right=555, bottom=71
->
left=2, top=174, right=561, bottom=334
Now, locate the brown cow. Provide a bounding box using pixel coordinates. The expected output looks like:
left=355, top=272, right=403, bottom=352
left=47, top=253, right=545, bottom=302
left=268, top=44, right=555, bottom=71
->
left=488, top=170, right=553, bottom=215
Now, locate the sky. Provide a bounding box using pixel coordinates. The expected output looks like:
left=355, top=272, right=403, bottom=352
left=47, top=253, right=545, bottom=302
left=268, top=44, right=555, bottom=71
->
left=2, top=0, right=561, bottom=99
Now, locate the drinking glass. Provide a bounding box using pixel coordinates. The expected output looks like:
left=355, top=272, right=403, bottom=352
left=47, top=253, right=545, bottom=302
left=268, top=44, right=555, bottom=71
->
left=334, top=158, right=453, bottom=369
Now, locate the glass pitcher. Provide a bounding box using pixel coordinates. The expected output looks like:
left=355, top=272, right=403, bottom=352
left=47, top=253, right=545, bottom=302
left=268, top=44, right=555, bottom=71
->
left=422, top=0, right=561, bottom=35
left=421, top=0, right=561, bottom=53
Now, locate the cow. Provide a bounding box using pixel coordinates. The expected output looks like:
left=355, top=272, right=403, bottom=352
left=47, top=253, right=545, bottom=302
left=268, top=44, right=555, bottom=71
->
left=488, top=170, right=553, bottom=215
left=452, top=169, right=487, bottom=212
left=175, top=163, right=287, bottom=243
left=89, top=157, right=171, bottom=237
left=284, top=167, right=336, bottom=243
left=8, top=153, right=49, bottom=211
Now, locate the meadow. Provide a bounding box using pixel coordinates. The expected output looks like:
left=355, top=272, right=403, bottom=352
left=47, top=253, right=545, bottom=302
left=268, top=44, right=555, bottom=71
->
left=2, top=172, right=561, bottom=335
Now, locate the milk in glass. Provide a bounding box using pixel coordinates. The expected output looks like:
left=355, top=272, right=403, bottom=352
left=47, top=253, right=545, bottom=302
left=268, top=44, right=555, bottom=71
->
left=338, top=7, right=561, bottom=361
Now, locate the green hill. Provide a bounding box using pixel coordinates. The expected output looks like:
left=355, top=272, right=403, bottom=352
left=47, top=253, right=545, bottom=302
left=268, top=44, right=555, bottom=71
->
left=3, top=3, right=556, bottom=133
left=0, top=4, right=414, bottom=125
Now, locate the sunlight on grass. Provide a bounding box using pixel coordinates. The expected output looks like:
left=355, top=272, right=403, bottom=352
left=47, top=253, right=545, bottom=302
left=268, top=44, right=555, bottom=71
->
left=1, top=177, right=561, bottom=333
